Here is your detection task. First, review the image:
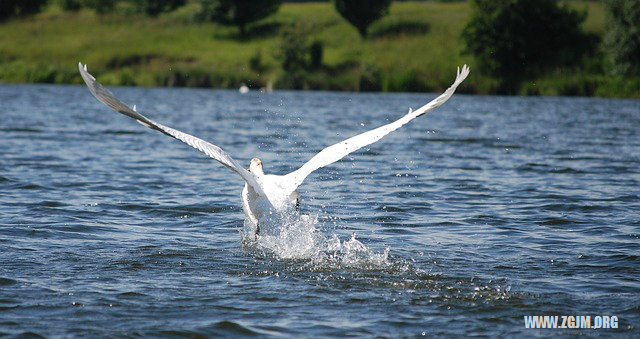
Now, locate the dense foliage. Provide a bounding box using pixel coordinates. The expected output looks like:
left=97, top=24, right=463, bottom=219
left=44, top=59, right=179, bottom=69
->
left=0, top=0, right=47, bottom=21
left=66, top=0, right=185, bottom=16
left=333, top=0, right=392, bottom=38
left=1, top=1, right=637, bottom=97
left=461, top=0, right=596, bottom=93
left=199, top=0, right=282, bottom=36
left=604, top=0, right=640, bottom=76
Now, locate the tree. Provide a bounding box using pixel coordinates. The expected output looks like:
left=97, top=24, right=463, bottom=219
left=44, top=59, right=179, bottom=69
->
left=83, top=0, right=117, bottom=15
left=461, top=0, right=596, bottom=94
left=604, top=0, right=640, bottom=76
left=0, top=0, right=47, bottom=21
left=334, top=0, right=392, bottom=38
left=199, top=0, right=281, bottom=37
left=62, top=0, right=185, bottom=16
left=278, top=25, right=309, bottom=72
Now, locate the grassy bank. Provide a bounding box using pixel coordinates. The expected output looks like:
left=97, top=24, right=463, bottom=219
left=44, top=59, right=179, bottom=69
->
left=0, top=1, right=637, bottom=97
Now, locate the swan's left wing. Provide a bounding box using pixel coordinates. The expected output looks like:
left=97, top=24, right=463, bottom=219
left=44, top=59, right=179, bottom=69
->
left=283, top=65, right=469, bottom=192
left=78, top=62, right=265, bottom=196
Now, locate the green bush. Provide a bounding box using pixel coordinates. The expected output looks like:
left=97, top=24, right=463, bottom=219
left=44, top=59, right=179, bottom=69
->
left=249, top=51, right=267, bottom=73
left=462, top=0, right=597, bottom=94
left=198, top=0, right=281, bottom=37
left=604, top=0, right=640, bottom=76
left=277, top=23, right=310, bottom=72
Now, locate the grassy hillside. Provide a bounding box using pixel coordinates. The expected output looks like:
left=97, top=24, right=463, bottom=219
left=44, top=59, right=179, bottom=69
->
left=0, top=1, right=636, bottom=97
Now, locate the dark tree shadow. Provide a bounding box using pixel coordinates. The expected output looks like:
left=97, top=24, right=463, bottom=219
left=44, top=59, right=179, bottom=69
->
left=213, top=22, right=283, bottom=41
left=106, top=54, right=196, bottom=69
left=369, top=21, right=430, bottom=39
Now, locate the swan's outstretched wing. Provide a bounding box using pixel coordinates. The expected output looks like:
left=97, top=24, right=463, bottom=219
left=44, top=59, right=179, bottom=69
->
left=78, top=62, right=264, bottom=196
left=283, top=65, right=469, bottom=192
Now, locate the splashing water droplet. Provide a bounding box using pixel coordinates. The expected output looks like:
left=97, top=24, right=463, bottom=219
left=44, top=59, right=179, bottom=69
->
left=241, top=211, right=391, bottom=269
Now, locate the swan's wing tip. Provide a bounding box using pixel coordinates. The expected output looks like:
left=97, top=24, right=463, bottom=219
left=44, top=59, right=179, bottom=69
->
left=461, top=64, right=470, bottom=77
left=454, top=64, right=470, bottom=85
left=78, top=62, right=96, bottom=81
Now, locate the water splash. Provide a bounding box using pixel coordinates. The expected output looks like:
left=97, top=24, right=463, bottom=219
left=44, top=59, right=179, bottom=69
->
left=241, top=212, right=391, bottom=268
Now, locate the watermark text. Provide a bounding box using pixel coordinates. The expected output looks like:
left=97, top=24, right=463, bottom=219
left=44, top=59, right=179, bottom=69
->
left=524, top=315, right=618, bottom=329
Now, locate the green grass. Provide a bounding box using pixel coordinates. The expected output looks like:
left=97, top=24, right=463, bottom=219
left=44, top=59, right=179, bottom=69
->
left=0, top=1, right=637, bottom=97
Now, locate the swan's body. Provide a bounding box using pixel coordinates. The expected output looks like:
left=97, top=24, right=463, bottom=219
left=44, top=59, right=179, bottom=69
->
left=242, top=158, right=301, bottom=235
left=78, top=62, right=469, bottom=238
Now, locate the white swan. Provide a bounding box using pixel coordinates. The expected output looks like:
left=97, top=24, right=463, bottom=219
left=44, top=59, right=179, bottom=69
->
left=78, top=62, right=469, bottom=237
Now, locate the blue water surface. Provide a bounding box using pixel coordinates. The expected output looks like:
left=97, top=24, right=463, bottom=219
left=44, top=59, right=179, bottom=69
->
left=0, top=83, right=638, bottom=336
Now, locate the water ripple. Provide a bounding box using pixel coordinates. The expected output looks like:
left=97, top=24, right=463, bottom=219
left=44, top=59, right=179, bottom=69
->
left=0, top=86, right=638, bottom=336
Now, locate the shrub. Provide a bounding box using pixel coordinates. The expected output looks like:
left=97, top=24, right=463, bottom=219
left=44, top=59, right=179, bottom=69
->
left=198, top=0, right=281, bottom=37
left=604, top=0, right=640, bottom=76
left=249, top=50, right=269, bottom=73
left=309, top=41, right=323, bottom=69
left=276, top=24, right=325, bottom=70
left=277, top=23, right=310, bottom=72
left=461, top=0, right=597, bottom=94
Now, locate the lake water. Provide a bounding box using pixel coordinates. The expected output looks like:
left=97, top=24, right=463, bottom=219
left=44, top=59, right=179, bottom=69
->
left=0, top=83, right=638, bottom=336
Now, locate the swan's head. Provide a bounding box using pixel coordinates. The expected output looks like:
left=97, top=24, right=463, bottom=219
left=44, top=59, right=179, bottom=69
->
left=249, top=157, right=264, bottom=176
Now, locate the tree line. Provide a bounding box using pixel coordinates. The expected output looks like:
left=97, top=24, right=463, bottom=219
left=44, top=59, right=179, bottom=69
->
left=1, top=0, right=638, bottom=95
left=0, top=0, right=389, bottom=39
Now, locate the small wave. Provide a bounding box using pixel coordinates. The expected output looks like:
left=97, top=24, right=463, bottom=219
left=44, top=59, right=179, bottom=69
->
left=149, top=204, right=233, bottom=218
left=0, top=127, right=42, bottom=133
left=36, top=200, right=68, bottom=208
left=539, top=203, right=611, bottom=213
left=548, top=167, right=587, bottom=174
left=211, top=320, right=258, bottom=335
left=102, top=129, right=145, bottom=135
left=15, top=183, right=47, bottom=190
left=15, top=332, right=45, bottom=339
left=539, top=217, right=578, bottom=226
left=118, top=291, right=147, bottom=297
left=0, top=277, right=17, bottom=286
left=423, top=137, right=485, bottom=144
left=516, top=163, right=586, bottom=174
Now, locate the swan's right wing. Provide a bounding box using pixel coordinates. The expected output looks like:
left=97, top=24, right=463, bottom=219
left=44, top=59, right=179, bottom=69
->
left=78, top=62, right=264, bottom=196
left=283, top=65, right=469, bottom=192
